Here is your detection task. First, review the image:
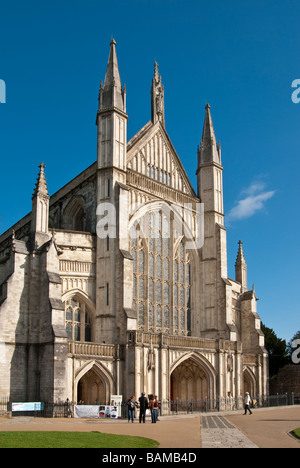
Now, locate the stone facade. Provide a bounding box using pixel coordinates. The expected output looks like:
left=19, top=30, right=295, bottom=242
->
left=0, top=40, right=268, bottom=406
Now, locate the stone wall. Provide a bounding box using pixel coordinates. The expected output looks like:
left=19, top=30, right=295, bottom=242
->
left=269, top=365, right=300, bottom=394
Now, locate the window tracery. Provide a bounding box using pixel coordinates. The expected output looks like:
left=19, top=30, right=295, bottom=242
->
left=65, top=297, right=92, bottom=342
left=131, top=210, right=191, bottom=335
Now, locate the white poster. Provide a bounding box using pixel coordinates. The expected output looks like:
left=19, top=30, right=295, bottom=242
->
left=74, top=402, right=122, bottom=419
left=74, top=405, right=100, bottom=419
left=110, top=395, right=122, bottom=418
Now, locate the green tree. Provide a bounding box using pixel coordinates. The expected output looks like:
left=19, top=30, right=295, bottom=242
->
left=261, top=324, right=289, bottom=378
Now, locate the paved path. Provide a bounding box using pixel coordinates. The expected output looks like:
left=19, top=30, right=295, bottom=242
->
left=200, top=415, right=258, bottom=448
left=226, top=406, right=300, bottom=449
left=0, top=406, right=299, bottom=448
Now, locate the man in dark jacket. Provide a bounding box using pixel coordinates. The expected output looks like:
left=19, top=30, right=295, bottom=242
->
left=138, top=392, right=148, bottom=423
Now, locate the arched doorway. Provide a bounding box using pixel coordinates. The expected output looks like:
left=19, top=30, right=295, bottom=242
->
left=170, top=357, right=209, bottom=401
left=243, top=368, right=256, bottom=397
left=77, top=368, right=106, bottom=405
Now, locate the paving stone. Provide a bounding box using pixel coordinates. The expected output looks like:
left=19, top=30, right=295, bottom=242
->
left=200, top=415, right=258, bottom=448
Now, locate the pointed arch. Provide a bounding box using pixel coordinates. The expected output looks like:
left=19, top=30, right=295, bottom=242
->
left=75, top=360, right=114, bottom=404
left=170, top=352, right=216, bottom=400
left=62, top=195, right=86, bottom=231
left=62, top=289, right=96, bottom=315
left=243, top=366, right=257, bottom=396
left=62, top=290, right=95, bottom=342
left=130, top=200, right=199, bottom=335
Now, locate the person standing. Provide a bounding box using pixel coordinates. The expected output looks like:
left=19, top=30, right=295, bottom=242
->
left=138, top=392, right=148, bottom=423
left=127, top=395, right=138, bottom=423
left=154, top=395, right=160, bottom=422
left=149, top=395, right=156, bottom=423
left=244, top=392, right=253, bottom=415
left=149, top=395, right=160, bottom=423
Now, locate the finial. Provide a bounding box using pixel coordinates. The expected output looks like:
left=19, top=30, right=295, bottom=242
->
left=110, top=38, right=116, bottom=46
left=205, top=103, right=211, bottom=110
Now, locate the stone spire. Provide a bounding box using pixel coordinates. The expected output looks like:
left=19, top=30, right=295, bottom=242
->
left=32, top=163, right=49, bottom=199
left=151, top=62, right=165, bottom=127
left=98, top=39, right=126, bottom=112
left=235, top=240, right=248, bottom=292
left=197, top=104, right=221, bottom=166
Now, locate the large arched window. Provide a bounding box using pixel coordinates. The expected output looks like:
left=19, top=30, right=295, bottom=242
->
left=131, top=210, right=191, bottom=335
left=65, top=297, right=92, bottom=342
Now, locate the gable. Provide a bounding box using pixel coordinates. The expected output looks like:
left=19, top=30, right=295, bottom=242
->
left=127, top=121, right=196, bottom=197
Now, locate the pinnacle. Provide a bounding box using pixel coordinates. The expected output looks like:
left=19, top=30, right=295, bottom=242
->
left=99, top=39, right=126, bottom=112
left=32, top=163, right=49, bottom=198
left=198, top=103, right=221, bottom=166
left=235, top=240, right=246, bottom=266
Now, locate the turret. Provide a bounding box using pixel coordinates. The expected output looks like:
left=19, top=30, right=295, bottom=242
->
left=95, top=39, right=129, bottom=345
left=96, top=39, right=128, bottom=173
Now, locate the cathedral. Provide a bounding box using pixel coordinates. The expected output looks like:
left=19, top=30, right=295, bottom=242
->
left=0, top=40, right=268, bottom=408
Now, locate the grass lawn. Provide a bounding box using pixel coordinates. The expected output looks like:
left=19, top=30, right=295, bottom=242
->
left=292, top=428, right=300, bottom=439
left=0, top=431, right=159, bottom=448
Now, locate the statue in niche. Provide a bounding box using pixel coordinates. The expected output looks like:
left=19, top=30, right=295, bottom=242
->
left=227, top=354, right=234, bottom=373
left=147, top=347, right=155, bottom=371
left=156, top=88, right=163, bottom=114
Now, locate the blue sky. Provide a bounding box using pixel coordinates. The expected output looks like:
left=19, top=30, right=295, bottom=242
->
left=0, top=0, right=299, bottom=342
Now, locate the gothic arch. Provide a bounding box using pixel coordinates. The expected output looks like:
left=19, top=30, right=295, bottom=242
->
left=75, top=360, right=114, bottom=404
left=128, top=199, right=200, bottom=252
left=170, top=352, right=216, bottom=400
left=62, top=195, right=86, bottom=231
left=130, top=200, right=199, bottom=335
left=62, top=289, right=96, bottom=315
left=243, top=367, right=257, bottom=396
left=62, top=290, right=96, bottom=342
